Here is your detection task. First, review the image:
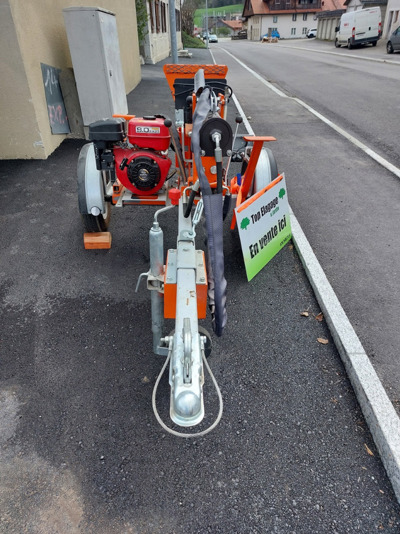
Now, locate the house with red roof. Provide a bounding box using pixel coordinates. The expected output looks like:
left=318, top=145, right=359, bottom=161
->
left=242, top=0, right=323, bottom=40
left=220, top=18, right=244, bottom=36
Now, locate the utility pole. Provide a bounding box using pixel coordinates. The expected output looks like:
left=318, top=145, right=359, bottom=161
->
left=169, top=0, right=179, bottom=63
left=205, top=0, right=209, bottom=48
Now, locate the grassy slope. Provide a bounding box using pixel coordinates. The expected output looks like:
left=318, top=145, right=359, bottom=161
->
left=194, top=4, right=244, bottom=27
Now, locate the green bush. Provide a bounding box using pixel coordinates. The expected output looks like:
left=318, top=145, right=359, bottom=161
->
left=182, top=31, right=206, bottom=48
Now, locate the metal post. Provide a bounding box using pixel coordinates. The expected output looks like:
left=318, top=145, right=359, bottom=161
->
left=149, top=221, right=165, bottom=353
left=205, top=0, right=209, bottom=48
left=169, top=0, right=179, bottom=64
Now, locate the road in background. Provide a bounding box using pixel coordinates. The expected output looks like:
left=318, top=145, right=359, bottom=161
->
left=212, top=40, right=400, bottom=420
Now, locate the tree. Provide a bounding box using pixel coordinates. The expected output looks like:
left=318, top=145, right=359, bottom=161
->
left=136, top=0, right=149, bottom=46
left=181, top=0, right=201, bottom=35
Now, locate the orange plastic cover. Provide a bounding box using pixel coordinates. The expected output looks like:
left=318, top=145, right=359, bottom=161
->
left=163, top=64, right=228, bottom=99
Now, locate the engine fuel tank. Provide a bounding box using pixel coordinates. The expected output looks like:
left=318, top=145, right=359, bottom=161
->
left=127, top=116, right=171, bottom=151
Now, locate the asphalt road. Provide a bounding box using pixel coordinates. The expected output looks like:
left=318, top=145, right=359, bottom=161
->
left=1, top=47, right=400, bottom=533
left=211, top=39, right=400, bottom=420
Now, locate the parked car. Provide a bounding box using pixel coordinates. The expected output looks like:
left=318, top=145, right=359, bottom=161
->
left=208, top=34, right=218, bottom=43
left=387, top=26, right=400, bottom=53
left=307, top=28, right=317, bottom=38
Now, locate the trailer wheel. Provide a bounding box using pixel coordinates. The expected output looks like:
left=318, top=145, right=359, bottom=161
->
left=251, top=147, right=278, bottom=195
left=240, top=146, right=278, bottom=196
left=81, top=206, right=110, bottom=232
left=77, top=143, right=111, bottom=233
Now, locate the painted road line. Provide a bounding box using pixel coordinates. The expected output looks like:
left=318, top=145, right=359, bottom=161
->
left=222, top=47, right=400, bottom=181
left=214, top=48, right=400, bottom=503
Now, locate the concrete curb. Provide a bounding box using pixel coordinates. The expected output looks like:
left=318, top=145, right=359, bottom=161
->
left=277, top=42, right=400, bottom=66
left=290, top=207, right=400, bottom=503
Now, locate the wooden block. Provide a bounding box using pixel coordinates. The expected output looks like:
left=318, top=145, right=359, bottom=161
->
left=83, top=232, right=112, bottom=250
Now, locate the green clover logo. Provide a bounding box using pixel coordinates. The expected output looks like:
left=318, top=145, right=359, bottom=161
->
left=240, top=217, right=250, bottom=230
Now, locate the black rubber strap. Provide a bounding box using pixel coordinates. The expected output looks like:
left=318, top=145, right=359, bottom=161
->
left=191, top=88, right=227, bottom=336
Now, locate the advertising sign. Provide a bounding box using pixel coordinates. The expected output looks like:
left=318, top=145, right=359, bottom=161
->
left=235, top=174, right=292, bottom=281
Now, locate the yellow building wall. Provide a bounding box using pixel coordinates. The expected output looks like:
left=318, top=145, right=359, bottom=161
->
left=0, top=0, right=141, bottom=159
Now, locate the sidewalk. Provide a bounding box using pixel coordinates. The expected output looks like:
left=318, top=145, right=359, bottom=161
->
left=0, top=47, right=399, bottom=532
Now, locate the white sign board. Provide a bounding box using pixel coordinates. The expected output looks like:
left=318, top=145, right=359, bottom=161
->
left=235, top=174, right=292, bottom=281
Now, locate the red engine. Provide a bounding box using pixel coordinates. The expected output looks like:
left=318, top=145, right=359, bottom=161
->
left=114, top=117, right=172, bottom=196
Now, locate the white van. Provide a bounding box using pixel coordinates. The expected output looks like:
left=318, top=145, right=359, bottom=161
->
left=335, top=8, right=382, bottom=49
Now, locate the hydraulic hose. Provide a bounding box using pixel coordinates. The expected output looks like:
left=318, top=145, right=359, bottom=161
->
left=184, top=180, right=200, bottom=218
left=216, top=160, right=223, bottom=194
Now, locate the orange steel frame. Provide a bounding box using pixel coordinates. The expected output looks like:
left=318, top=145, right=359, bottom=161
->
left=110, top=65, right=276, bottom=219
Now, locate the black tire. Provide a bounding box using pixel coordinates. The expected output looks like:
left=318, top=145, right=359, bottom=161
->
left=348, top=40, right=353, bottom=49
left=81, top=208, right=110, bottom=233
left=335, top=39, right=340, bottom=48
left=372, top=40, right=377, bottom=47
left=387, top=41, right=394, bottom=54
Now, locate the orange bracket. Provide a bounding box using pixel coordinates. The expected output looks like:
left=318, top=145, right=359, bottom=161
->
left=230, top=136, right=276, bottom=230
left=164, top=250, right=207, bottom=319
left=112, top=114, right=136, bottom=121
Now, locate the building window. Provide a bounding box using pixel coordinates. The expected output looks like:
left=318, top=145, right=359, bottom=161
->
left=149, top=0, right=155, bottom=33
left=155, top=0, right=160, bottom=33
left=292, top=13, right=297, bottom=21
left=273, top=15, right=278, bottom=23
left=303, top=13, right=307, bottom=20
left=161, top=2, right=166, bottom=32
left=291, top=27, right=296, bottom=35
left=175, top=8, right=181, bottom=31
left=302, top=27, right=307, bottom=34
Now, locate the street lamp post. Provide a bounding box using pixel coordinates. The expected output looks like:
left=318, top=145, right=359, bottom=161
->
left=205, top=0, right=209, bottom=48
left=169, top=0, right=179, bottom=63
